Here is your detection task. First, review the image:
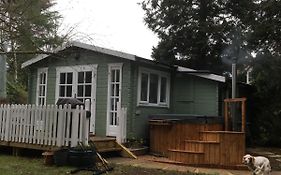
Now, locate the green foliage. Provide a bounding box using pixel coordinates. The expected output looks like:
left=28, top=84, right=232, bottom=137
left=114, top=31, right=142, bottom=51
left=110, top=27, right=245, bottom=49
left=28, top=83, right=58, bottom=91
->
left=141, top=0, right=281, bottom=74
left=7, top=80, right=27, bottom=104
left=141, top=0, right=254, bottom=73
left=0, top=0, right=64, bottom=102
left=250, top=54, right=281, bottom=146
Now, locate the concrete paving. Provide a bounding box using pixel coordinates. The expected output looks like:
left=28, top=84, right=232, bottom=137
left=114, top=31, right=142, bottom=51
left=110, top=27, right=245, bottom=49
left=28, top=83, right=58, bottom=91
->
left=108, top=155, right=281, bottom=175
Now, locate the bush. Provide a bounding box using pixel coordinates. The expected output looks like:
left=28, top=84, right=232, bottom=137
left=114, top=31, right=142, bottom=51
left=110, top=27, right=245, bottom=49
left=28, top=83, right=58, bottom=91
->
left=7, top=81, right=27, bottom=104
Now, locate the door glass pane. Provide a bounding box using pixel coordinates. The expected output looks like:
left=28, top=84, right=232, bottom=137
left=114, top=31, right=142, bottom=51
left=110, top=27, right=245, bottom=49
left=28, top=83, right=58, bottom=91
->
left=59, top=86, right=65, bottom=97
left=85, top=85, right=91, bottom=97
left=111, top=70, right=115, bottom=82
left=115, top=84, right=119, bottom=96
left=110, top=112, right=114, bottom=125
left=60, top=73, right=66, bottom=84
left=66, top=86, right=72, bottom=97
left=78, top=85, right=83, bottom=97
left=39, top=86, right=43, bottom=96
left=67, top=73, right=73, bottom=84
left=78, top=72, right=84, bottom=83
left=42, top=86, right=45, bottom=97
left=149, top=73, right=158, bottom=103
left=115, top=113, right=118, bottom=125
left=115, top=98, right=119, bottom=111
left=111, top=98, right=114, bottom=110
left=160, top=77, right=167, bottom=103
left=85, top=71, right=92, bottom=83
left=140, top=73, right=148, bottom=101
left=111, top=84, right=115, bottom=97
left=116, top=70, right=120, bottom=82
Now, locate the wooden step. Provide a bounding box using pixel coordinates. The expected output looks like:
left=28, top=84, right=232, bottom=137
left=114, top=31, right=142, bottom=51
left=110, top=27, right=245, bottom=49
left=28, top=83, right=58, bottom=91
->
left=184, top=140, right=219, bottom=152
left=168, top=149, right=204, bottom=164
left=199, top=131, right=220, bottom=142
left=90, top=137, right=121, bottom=153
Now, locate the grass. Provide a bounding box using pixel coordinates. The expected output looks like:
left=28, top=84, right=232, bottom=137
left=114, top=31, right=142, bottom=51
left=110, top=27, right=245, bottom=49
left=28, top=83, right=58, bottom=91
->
left=0, top=150, right=214, bottom=175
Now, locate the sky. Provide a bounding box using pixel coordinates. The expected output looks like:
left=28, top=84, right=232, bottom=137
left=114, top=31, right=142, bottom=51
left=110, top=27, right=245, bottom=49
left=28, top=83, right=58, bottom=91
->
left=54, top=0, right=159, bottom=59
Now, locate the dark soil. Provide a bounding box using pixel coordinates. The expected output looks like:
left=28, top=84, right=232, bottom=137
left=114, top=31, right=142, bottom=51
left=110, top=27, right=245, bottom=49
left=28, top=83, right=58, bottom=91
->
left=247, top=147, right=281, bottom=171
left=105, top=164, right=210, bottom=175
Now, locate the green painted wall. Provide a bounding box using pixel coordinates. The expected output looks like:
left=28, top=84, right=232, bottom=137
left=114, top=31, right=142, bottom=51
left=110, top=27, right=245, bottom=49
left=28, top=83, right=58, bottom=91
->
left=127, top=63, right=171, bottom=140
left=171, top=74, right=219, bottom=116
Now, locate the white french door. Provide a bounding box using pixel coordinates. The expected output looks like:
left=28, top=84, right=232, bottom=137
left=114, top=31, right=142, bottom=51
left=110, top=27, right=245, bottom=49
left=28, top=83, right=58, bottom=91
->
left=106, top=64, right=122, bottom=137
left=56, top=65, right=97, bottom=133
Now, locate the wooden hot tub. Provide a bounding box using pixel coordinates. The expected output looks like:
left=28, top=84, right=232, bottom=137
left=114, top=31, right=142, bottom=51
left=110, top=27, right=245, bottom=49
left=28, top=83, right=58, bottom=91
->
left=149, top=114, right=245, bottom=168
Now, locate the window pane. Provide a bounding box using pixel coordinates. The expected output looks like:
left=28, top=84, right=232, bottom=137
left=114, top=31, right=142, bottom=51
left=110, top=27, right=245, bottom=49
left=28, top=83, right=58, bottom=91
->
left=78, top=85, right=83, bottom=97
left=60, top=73, right=66, bottom=84
left=140, top=73, right=148, bottom=101
left=67, top=73, right=73, bottom=84
left=160, top=77, right=167, bottom=103
left=85, top=85, right=91, bottom=97
left=66, top=86, right=72, bottom=97
left=149, top=74, right=158, bottom=104
left=78, top=72, right=84, bottom=83
left=59, top=86, right=65, bottom=97
left=85, top=71, right=92, bottom=83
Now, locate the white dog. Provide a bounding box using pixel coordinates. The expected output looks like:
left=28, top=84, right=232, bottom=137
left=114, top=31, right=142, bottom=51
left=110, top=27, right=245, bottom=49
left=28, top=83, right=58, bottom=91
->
left=242, top=154, right=271, bottom=175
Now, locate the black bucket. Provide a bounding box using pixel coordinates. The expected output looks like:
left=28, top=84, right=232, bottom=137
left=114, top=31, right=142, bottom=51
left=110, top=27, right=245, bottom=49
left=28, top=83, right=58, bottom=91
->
left=68, top=149, right=95, bottom=167
left=54, top=149, right=68, bottom=166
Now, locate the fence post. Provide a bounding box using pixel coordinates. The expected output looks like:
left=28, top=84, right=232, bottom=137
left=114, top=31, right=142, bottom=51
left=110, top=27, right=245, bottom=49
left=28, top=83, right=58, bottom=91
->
left=71, top=105, right=79, bottom=147
left=56, top=105, right=64, bottom=147
left=84, top=99, right=90, bottom=145
left=4, top=104, right=10, bottom=141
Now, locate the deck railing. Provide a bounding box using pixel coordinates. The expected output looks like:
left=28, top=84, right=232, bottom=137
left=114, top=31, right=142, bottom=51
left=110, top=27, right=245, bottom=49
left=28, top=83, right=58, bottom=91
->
left=0, top=104, right=89, bottom=148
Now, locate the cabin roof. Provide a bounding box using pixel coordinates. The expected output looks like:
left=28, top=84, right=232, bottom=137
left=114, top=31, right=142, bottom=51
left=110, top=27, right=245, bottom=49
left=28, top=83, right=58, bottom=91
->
left=22, top=41, right=225, bottom=83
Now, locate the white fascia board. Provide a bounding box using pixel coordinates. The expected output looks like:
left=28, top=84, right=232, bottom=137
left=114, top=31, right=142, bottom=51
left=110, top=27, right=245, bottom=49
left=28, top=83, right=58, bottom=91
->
left=189, top=73, right=226, bottom=82
left=177, top=66, right=225, bottom=83
left=21, top=54, right=49, bottom=68
left=21, top=41, right=136, bottom=68
left=71, top=41, right=136, bottom=61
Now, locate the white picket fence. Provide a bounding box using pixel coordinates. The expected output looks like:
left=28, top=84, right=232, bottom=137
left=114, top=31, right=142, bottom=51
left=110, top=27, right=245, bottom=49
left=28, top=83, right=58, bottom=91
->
left=0, top=104, right=89, bottom=148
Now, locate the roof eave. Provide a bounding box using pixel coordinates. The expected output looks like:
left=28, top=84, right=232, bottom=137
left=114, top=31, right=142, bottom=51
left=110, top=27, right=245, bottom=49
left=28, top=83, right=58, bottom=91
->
left=21, top=41, right=136, bottom=68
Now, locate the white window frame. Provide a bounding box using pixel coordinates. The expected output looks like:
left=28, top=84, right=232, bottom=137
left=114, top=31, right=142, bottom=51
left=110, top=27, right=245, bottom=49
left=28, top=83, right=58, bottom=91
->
left=137, top=67, right=170, bottom=107
left=36, top=67, right=48, bottom=105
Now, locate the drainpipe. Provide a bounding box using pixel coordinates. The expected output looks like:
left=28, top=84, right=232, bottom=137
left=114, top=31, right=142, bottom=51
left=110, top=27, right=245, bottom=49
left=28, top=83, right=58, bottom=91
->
left=231, top=63, right=237, bottom=131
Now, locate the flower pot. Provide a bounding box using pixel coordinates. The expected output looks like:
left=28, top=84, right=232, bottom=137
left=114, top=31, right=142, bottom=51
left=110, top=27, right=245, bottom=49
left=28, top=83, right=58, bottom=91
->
left=68, top=149, right=95, bottom=167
